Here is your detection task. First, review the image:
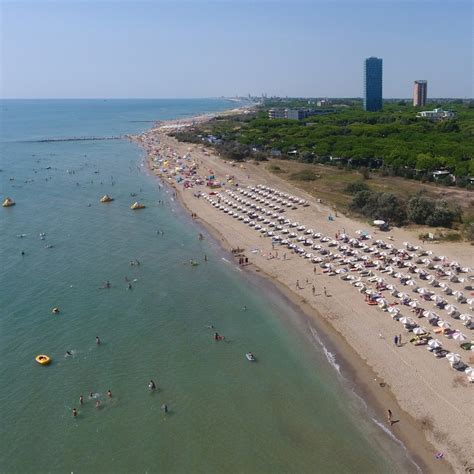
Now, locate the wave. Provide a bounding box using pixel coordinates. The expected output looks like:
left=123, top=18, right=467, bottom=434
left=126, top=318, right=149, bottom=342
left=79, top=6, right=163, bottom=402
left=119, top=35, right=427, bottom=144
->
left=309, top=324, right=421, bottom=473
left=309, top=325, right=341, bottom=375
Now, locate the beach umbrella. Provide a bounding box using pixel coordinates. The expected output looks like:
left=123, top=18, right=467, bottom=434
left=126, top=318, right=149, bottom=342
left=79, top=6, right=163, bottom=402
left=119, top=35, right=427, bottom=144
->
left=460, top=314, right=472, bottom=323
left=399, top=316, right=415, bottom=325
left=406, top=279, right=418, bottom=287
left=446, top=353, right=461, bottom=364
left=445, top=305, right=459, bottom=317
left=409, top=300, right=421, bottom=308
left=452, top=332, right=467, bottom=342
left=388, top=307, right=401, bottom=317
left=413, top=327, right=427, bottom=335
left=437, top=321, right=451, bottom=329
left=465, top=367, right=474, bottom=381
left=423, top=310, right=438, bottom=320
left=428, top=339, right=441, bottom=349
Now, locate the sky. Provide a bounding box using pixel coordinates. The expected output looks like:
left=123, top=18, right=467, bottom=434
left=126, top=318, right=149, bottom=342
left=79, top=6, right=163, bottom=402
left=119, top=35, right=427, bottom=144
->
left=0, top=0, right=472, bottom=98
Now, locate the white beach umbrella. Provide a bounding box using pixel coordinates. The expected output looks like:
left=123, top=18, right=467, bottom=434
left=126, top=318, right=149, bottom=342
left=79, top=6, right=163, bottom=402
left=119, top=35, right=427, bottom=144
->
left=452, top=332, right=467, bottom=342
left=445, top=304, right=457, bottom=312
left=413, top=327, right=427, bottom=335
left=388, top=306, right=400, bottom=315
left=409, top=300, right=421, bottom=308
left=437, top=321, right=451, bottom=329
left=428, top=339, right=441, bottom=349
left=465, top=367, right=474, bottom=381
left=423, top=310, right=438, bottom=320
left=459, top=314, right=472, bottom=323
left=446, top=353, right=461, bottom=364
left=399, top=316, right=415, bottom=325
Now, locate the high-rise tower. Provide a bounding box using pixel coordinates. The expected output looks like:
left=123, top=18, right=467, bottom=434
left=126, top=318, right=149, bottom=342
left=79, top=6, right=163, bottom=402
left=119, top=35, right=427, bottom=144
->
left=413, top=80, right=428, bottom=107
left=363, top=57, right=383, bottom=112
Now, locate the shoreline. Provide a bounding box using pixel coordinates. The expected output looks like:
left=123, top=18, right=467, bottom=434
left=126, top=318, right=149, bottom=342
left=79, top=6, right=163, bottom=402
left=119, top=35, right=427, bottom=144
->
left=164, top=176, right=439, bottom=474
left=131, top=112, right=473, bottom=473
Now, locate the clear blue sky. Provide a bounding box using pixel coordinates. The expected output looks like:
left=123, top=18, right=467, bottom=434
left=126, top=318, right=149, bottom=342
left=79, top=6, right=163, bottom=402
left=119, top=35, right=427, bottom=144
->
left=1, top=0, right=472, bottom=98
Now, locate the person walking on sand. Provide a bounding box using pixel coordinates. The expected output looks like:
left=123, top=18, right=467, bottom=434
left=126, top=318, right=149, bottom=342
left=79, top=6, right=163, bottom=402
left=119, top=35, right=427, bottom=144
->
left=387, top=409, right=393, bottom=425
left=394, top=335, right=399, bottom=346
left=312, top=285, right=316, bottom=296
left=323, top=286, right=327, bottom=297
left=296, top=280, right=300, bottom=289
left=398, top=334, right=402, bottom=346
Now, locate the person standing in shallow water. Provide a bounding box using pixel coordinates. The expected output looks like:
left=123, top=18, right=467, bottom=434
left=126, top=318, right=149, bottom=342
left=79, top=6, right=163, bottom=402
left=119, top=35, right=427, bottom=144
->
left=96, top=336, right=101, bottom=345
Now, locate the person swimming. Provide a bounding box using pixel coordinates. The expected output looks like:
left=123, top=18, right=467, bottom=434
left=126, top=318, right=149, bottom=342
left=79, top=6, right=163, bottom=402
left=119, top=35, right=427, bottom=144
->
left=96, top=336, right=101, bottom=345
left=149, top=380, right=156, bottom=391
left=95, top=400, right=101, bottom=409
left=72, top=408, right=78, bottom=417
left=79, top=395, right=84, bottom=405
left=107, top=390, right=112, bottom=398
left=161, top=404, right=168, bottom=413
left=65, top=350, right=72, bottom=357
left=214, top=332, right=225, bottom=341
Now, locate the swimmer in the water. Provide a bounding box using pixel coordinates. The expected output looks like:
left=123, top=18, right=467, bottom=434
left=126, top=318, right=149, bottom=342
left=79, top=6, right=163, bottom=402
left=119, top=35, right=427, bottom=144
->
left=107, top=390, right=112, bottom=398
left=149, top=380, right=156, bottom=391
left=95, top=400, right=101, bottom=409
left=96, top=336, right=101, bottom=345
left=65, top=350, right=72, bottom=357
left=72, top=408, right=78, bottom=417
left=79, top=395, right=84, bottom=405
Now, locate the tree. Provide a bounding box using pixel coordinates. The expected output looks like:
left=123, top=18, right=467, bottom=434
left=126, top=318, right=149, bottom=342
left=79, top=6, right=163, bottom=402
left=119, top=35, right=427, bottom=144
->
left=407, top=195, right=435, bottom=224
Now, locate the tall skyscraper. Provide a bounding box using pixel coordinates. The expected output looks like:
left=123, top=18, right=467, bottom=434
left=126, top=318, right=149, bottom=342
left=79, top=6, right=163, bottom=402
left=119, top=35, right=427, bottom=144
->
left=413, top=80, right=428, bottom=107
left=363, top=57, right=383, bottom=112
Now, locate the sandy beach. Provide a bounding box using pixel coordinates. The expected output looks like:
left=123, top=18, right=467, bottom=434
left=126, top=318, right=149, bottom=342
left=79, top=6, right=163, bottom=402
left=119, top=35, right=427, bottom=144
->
left=132, top=115, right=474, bottom=474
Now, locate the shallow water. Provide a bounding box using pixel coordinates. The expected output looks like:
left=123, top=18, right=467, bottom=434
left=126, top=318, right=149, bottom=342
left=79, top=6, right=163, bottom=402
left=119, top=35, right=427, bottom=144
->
left=1, top=99, right=416, bottom=473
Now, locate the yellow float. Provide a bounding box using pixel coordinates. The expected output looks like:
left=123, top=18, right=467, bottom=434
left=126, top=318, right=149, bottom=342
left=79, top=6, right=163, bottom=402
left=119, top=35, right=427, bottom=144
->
left=2, top=197, right=15, bottom=207
left=100, top=194, right=114, bottom=203
left=130, top=202, right=146, bottom=210
left=35, top=355, right=51, bottom=365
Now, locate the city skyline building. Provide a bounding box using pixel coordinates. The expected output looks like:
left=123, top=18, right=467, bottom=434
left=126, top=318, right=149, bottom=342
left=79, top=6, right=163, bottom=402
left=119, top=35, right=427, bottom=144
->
left=363, top=57, right=383, bottom=111
left=413, top=80, right=428, bottom=106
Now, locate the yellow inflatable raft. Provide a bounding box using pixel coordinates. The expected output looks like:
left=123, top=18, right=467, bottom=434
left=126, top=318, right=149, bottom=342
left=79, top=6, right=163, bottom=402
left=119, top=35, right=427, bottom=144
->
left=35, top=355, right=51, bottom=365
left=130, top=202, right=146, bottom=210
left=100, top=194, right=114, bottom=203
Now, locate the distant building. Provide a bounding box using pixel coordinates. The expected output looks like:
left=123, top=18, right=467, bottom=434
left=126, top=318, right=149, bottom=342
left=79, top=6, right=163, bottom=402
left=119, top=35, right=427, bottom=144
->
left=416, top=108, right=455, bottom=120
left=268, top=108, right=286, bottom=119
left=286, top=109, right=308, bottom=120
left=363, top=57, right=383, bottom=112
left=317, top=99, right=329, bottom=107
left=413, top=80, right=428, bottom=107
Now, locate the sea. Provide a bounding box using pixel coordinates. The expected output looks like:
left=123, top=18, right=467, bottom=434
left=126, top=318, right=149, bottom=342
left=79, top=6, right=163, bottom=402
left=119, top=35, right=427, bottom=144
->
left=0, top=99, right=419, bottom=473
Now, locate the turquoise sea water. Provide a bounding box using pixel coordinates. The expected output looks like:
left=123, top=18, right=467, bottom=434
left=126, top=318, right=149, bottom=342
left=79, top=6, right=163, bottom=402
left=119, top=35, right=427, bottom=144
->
left=1, top=99, right=416, bottom=473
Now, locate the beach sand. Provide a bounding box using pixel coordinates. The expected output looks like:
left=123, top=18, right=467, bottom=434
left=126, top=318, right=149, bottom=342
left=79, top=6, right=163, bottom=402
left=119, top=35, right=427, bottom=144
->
left=132, top=117, right=474, bottom=474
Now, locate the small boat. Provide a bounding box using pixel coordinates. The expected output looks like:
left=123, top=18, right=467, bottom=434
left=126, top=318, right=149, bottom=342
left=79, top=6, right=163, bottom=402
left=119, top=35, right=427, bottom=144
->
left=246, top=352, right=256, bottom=361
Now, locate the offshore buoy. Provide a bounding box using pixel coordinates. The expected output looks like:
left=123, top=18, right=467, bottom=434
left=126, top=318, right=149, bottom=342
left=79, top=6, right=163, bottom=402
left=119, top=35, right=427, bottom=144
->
left=2, top=197, right=15, bottom=207
left=100, top=194, right=114, bottom=203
